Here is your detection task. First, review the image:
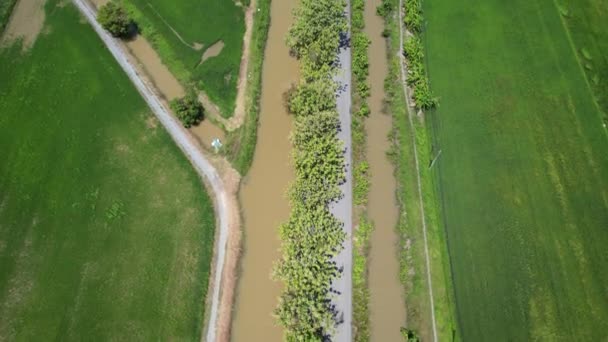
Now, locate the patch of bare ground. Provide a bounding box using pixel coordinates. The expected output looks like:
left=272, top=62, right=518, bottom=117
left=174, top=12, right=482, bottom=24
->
left=199, top=40, right=224, bottom=64
left=88, top=0, right=108, bottom=8
left=1, top=0, right=46, bottom=51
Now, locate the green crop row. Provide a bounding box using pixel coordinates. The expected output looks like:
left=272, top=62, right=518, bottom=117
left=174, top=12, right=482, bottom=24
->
left=350, top=0, right=373, bottom=341
left=273, top=0, right=348, bottom=340
left=402, top=0, right=437, bottom=110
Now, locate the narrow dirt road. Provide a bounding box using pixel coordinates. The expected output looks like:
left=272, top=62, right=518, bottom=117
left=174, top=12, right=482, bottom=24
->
left=72, top=1, right=235, bottom=341
left=330, top=0, right=353, bottom=340
left=397, top=0, right=438, bottom=340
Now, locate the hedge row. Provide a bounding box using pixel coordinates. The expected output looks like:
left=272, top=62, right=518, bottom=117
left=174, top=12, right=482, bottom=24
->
left=402, top=0, right=437, bottom=110
left=273, top=0, right=348, bottom=340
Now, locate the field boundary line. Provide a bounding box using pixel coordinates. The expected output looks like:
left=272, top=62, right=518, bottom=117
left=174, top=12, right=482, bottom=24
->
left=72, top=1, right=232, bottom=341
left=551, top=0, right=607, bottom=130
left=397, top=0, right=438, bottom=340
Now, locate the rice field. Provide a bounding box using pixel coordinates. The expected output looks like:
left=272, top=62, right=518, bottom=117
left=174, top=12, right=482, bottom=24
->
left=124, top=0, right=246, bottom=117
left=0, top=2, right=215, bottom=339
left=423, top=0, right=608, bottom=340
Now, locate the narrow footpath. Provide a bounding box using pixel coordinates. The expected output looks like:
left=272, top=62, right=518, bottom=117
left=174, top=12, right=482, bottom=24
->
left=398, top=0, right=438, bottom=340
left=72, top=1, right=236, bottom=341
left=330, top=0, right=353, bottom=340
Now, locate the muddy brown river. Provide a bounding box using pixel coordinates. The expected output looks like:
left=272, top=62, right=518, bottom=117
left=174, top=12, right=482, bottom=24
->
left=365, top=0, right=407, bottom=340
left=231, top=0, right=298, bottom=340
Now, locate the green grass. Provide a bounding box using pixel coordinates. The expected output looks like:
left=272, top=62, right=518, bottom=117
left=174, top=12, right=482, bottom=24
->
left=380, top=1, right=458, bottom=340
left=423, top=0, right=608, bottom=340
left=225, top=0, right=269, bottom=175
left=123, top=0, right=246, bottom=117
left=0, top=0, right=17, bottom=34
left=558, top=0, right=608, bottom=120
left=0, top=2, right=215, bottom=339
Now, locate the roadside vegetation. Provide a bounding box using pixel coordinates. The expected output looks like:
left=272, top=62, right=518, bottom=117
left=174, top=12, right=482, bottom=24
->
left=422, top=0, right=608, bottom=339
left=0, top=0, right=17, bottom=34
left=97, top=1, right=134, bottom=38
left=350, top=0, right=373, bottom=340
left=170, top=90, right=205, bottom=128
left=0, top=2, right=215, bottom=339
left=380, top=0, right=458, bottom=340
left=121, top=0, right=245, bottom=117
left=273, top=0, right=348, bottom=340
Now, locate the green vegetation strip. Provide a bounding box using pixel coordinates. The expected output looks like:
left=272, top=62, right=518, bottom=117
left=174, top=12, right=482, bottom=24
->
left=0, top=2, right=215, bottom=339
left=0, top=0, right=17, bottom=34
left=226, top=0, right=270, bottom=175
left=273, top=0, right=348, bottom=339
left=350, top=0, right=372, bottom=340
left=122, top=0, right=245, bottom=117
left=556, top=0, right=608, bottom=125
left=379, top=0, right=458, bottom=340
left=423, top=0, right=608, bottom=339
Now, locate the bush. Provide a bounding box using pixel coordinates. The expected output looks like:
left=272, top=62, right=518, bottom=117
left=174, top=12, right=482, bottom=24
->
left=401, top=328, right=421, bottom=342
left=376, top=0, right=393, bottom=18
left=97, top=2, right=134, bottom=38
left=170, top=91, right=204, bottom=128
left=275, top=0, right=349, bottom=339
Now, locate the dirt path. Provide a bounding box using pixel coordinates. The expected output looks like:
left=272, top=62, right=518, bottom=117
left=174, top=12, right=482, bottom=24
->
left=1, top=0, right=46, bottom=51
left=397, top=0, right=438, bottom=340
left=72, top=1, right=240, bottom=341
left=202, top=0, right=255, bottom=132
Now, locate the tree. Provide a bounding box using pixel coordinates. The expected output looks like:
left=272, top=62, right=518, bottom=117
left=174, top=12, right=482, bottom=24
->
left=170, top=91, right=204, bottom=128
left=97, top=2, right=133, bottom=38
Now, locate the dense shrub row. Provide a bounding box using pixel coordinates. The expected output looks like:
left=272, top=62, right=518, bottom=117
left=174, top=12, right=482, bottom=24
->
left=274, top=0, right=348, bottom=340
left=402, top=0, right=437, bottom=110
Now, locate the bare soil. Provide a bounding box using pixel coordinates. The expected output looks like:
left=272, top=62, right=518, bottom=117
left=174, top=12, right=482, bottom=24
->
left=1, top=0, right=46, bottom=51
left=200, top=40, right=224, bottom=64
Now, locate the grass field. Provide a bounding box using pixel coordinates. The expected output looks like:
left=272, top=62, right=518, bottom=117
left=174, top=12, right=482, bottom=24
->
left=124, top=0, right=246, bottom=117
left=423, top=0, right=608, bottom=340
left=0, top=2, right=215, bottom=339
left=559, top=0, right=608, bottom=119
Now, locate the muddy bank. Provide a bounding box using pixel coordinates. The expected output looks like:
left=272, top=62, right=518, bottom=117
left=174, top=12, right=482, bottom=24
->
left=231, top=0, right=299, bottom=339
left=365, top=0, right=406, bottom=340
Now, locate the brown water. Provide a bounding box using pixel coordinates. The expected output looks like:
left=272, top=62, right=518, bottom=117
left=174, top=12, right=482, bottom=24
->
left=231, top=0, right=298, bottom=340
left=365, top=0, right=407, bottom=340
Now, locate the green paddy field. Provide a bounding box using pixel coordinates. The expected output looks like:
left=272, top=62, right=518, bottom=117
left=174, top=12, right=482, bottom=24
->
left=423, top=0, right=608, bottom=340
left=0, top=2, right=215, bottom=339
left=124, top=0, right=246, bottom=117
